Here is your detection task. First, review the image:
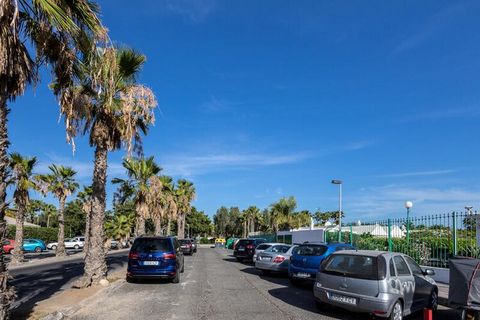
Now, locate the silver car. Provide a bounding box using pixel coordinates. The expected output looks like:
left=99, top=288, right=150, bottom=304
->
left=313, top=250, right=437, bottom=320
left=255, top=244, right=296, bottom=275
left=252, top=243, right=277, bottom=262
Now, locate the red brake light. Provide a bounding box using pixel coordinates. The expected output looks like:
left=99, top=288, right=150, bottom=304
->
left=273, top=256, right=286, bottom=263
left=246, top=244, right=254, bottom=249
left=187, top=243, right=192, bottom=248
left=128, top=252, right=139, bottom=260
left=164, top=253, right=176, bottom=260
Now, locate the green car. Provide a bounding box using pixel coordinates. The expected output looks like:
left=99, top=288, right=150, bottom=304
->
left=225, top=238, right=238, bottom=249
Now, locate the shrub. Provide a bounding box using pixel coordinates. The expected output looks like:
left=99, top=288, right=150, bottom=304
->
left=6, top=225, right=59, bottom=243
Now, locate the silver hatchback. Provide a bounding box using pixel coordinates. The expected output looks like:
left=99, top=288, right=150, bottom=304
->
left=313, top=250, right=437, bottom=320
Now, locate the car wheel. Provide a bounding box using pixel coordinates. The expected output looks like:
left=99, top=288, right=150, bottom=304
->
left=126, top=276, right=137, bottom=283
left=52, top=245, right=57, bottom=250
left=388, top=300, right=403, bottom=320
left=428, top=290, right=438, bottom=311
left=34, top=246, right=42, bottom=253
left=74, top=244, right=80, bottom=250
left=172, top=271, right=180, bottom=283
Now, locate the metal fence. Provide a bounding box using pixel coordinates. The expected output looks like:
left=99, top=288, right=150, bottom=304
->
left=325, top=211, right=479, bottom=268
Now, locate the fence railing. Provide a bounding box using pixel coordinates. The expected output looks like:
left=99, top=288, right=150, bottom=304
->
left=325, top=211, right=479, bottom=268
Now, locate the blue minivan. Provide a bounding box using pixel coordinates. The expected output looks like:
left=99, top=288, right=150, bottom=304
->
left=289, top=242, right=355, bottom=285
left=127, top=236, right=184, bottom=283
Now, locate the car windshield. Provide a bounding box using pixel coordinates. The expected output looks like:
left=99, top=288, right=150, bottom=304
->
left=132, top=238, right=170, bottom=253
left=265, top=245, right=291, bottom=253
left=293, top=245, right=327, bottom=256
left=322, top=254, right=379, bottom=280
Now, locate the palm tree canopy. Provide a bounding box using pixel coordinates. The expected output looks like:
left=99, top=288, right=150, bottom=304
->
left=9, top=152, right=37, bottom=194
left=0, top=0, right=105, bottom=101
left=176, top=179, right=195, bottom=213
left=60, top=47, right=157, bottom=153
left=36, top=164, right=79, bottom=200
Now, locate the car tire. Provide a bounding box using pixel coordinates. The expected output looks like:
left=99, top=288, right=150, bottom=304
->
left=34, top=247, right=42, bottom=253
left=74, top=244, right=80, bottom=250
left=428, top=290, right=438, bottom=311
left=126, top=276, right=136, bottom=283
left=172, top=271, right=180, bottom=283
left=52, top=245, right=57, bottom=250
left=388, top=300, right=403, bottom=320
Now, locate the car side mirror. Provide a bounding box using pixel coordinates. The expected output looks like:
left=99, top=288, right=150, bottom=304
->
left=423, top=269, right=435, bottom=276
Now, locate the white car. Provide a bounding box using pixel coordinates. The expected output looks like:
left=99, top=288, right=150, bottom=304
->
left=47, top=238, right=84, bottom=250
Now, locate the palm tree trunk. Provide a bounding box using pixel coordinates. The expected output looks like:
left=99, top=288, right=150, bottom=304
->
left=166, top=216, right=171, bottom=236
left=154, top=216, right=162, bottom=236
left=177, top=213, right=185, bottom=238
left=83, top=205, right=91, bottom=258
left=12, top=205, right=25, bottom=264
left=0, top=98, right=14, bottom=317
left=75, top=146, right=108, bottom=288
left=56, top=197, right=67, bottom=257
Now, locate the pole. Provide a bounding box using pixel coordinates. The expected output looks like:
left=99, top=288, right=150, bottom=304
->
left=388, top=219, right=392, bottom=252
left=452, top=212, right=457, bottom=256
left=406, top=207, right=410, bottom=243
left=338, top=183, right=342, bottom=242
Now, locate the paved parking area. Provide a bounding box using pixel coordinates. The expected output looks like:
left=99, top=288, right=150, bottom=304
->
left=70, top=247, right=461, bottom=320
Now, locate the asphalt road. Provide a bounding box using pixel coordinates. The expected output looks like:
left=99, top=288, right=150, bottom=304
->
left=70, top=247, right=462, bottom=320
left=10, top=250, right=129, bottom=319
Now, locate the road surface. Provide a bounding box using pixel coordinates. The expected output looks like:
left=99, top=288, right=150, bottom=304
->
left=10, top=250, right=128, bottom=319
left=70, top=247, right=461, bottom=320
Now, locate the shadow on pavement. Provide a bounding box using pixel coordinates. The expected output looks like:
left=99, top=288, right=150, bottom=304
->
left=10, top=254, right=128, bottom=320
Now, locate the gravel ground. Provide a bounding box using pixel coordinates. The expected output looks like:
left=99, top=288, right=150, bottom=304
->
left=70, top=247, right=461, bottom=320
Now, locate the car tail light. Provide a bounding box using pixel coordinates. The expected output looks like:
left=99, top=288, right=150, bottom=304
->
left=128, top=252, right=139, bottom=260
left=246, top=244, right=254, bottom=249
left=273, top=256, right=286, bottom=263
left=187, top=243, right=192, bottom=248
left=164, top=253, right=176, bottom=260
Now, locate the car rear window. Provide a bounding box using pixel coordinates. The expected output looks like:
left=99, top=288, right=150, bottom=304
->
left=322, top=254, right=384, bottom=280
left=293, top=245, right=327, bottom=256
left=256, top=244, right=271, bottom=250
left=237, top=240, right=253, bottom=246
left=266, top=245, right=291, bottom=253
left=132, top=238, right=171, bottom=253
left=179, top=239, right=191, bottom=244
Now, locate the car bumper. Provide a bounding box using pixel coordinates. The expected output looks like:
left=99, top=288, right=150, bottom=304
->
left=313, top=284, right=395, bottom=317
left=255, top=261, right=288, bottom=272
left=127, top=269, right=178, bottom=279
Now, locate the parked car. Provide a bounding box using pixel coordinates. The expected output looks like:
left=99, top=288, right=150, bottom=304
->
left=47, top=238, right=84, bottom=250
left=253, top=243, right=276, bottom=261
left=233, top=238, right=266, bottom=262
left=255, top=244, right=296, bottom=275
left=127, top=236, right=185, bottom=283
left=314, top=250, right=438, bottom=319
left=189, top=239, right=197, bottom=253
left=2, top=239, right=14, bottom=254
left=22, top=239, right=47, bottom=253
left=179, top=239, right=194, bottom=255
left=289, top=242, right=355, bottom=284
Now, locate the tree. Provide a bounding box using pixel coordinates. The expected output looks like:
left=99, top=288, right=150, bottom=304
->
left=76, top=186, right=93, bottom=255
left=105, top=213, right=135, bottom=247
left=270, top=197, right=297, bottom=231
left=313, top=210, right=331, bottom=226
left=213, top=207, right=229, bottom=237
left=158, top=176, right=177, bottom=236
left=9, top=153, right=37, bottom=264
left=243, top=206, right=260, bottom=235
left=176, top=179, right=195, bottom=239
left=36, top=165, right=79, bottom=257
left=146, top=176, right=167, bottom=236
left=112, top=156, right=161, bottom=236
left=185, top=207, right=211, bottom=237
left=0, top=1, right=103, bottom=312
left=59, top=47, right=157, bottom=288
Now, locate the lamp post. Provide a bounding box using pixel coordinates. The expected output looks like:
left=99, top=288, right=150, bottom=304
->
left=331, top=179, right=343, bottom=242
left=405, top=201, right=413, bottom=243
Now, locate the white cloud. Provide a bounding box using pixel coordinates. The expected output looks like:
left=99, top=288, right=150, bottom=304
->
left=377, top=169, right=457, bottom=178
left=162, top=0, right=216, bottom=22
left=400, top=106, right=480, bottom=122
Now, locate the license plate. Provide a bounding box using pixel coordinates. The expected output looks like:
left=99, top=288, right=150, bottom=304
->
left=328, top=293, right=357, bottom=305
left=295, top=272, right=310, bottom=278
left=261, top=256, right=271, bottom=261
left=238, top=248, right=245, bottom=251
left=143, top=261, right=159, bottom=266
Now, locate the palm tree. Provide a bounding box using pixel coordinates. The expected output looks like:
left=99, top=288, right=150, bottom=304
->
left=158, top=176, right=176, bottom=236
left=112, top=157, right=161, bottom=236
left=36, top=165, right=79, bottom=257
left=105, top=213, right=134, bottom=248
left=0, top=1, right=104, bottom=312
left=270, top=197, right=297, bottom=232
left=77, top=186, right=93, bottom=255
left=176, top=179, right=195, bottom=239
left=243, top=206, right=260, bottom=235
left=58, top=47, right=157, bottom=288
left=146, top=176, right=168, bottom=236
left=9, top=153, right=37, bottom=264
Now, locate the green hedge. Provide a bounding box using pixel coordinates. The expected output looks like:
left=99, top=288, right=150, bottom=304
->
left=6, top=225, right=59, bottom=243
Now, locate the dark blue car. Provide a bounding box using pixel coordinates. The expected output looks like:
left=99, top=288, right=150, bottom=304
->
left=127, top=236, right=184, bottom=283
left=289, top=242, right=355, bottom=285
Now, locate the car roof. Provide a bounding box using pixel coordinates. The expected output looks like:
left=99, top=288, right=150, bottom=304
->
left=258, top=243, right=288, bottom=246
left=331, top=249, right=388, bottom=257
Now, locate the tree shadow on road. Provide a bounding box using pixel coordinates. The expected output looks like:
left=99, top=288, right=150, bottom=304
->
left=10, top=254, right=128, bottom=320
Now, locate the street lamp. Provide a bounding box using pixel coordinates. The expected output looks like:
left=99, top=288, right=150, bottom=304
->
left=331, top=179, right=343, bottom=242
left=405, top=201, right=413, bottom=243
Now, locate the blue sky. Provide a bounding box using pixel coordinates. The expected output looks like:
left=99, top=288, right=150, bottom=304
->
left=8, top=0, right=480, bottom=221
